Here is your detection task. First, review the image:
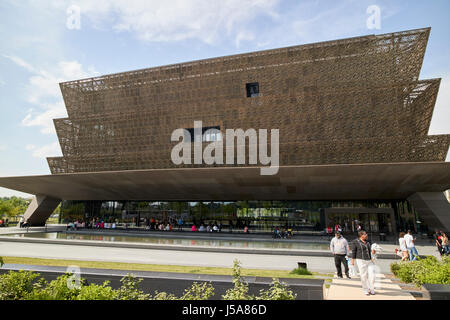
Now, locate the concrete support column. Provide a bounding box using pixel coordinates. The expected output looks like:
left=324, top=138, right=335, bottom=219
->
left=407, top=192, right=450, bottom=233
left=23, top=195, right=61, bottom=226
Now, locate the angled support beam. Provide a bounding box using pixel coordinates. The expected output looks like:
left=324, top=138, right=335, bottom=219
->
left=407, top=192, right=450, bottom=233
left=23, top=195, right=61, bottom=226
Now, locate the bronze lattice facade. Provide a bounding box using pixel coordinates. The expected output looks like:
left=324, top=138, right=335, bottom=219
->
left=48, top=27, right=449, bottom=174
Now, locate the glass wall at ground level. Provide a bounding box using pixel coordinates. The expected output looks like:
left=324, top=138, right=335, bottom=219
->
left=60, top=199, right=425, bottom=234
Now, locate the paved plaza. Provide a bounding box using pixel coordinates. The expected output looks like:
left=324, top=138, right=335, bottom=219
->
left=0, top=237, right=439, bottom=274
left=0, top=227, right=444, bottom=300
left=326, top=274, right=415, bottom=300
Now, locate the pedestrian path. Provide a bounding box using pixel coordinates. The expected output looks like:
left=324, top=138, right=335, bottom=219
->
left=326, top=274, right=415, bottom=300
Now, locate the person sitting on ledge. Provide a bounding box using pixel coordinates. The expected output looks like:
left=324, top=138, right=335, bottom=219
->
left=244, top=225, right=249, bottom=234
left=212, top=224, right=219, bottom=232
left=67, top=221, right=74, bottom=230
left=199, top=224, right=206, bottom=232
left=287, top=227, right=293, bottom=238
left=191, top=224, right=197, bottom=232
left=273, top=226, right=280, bottom=239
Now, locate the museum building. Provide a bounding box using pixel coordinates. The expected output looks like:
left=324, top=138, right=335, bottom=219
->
left=0, top=27, right=449, bottom=233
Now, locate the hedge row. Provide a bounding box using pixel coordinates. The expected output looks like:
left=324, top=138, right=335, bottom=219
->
left=0, top=259, right=296, bottom=300
left=390, top=256, right=450, bottom=287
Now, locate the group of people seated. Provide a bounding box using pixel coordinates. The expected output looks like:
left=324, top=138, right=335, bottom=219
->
left=144, top=218, right=175, bottom=231
left=272, top=226, right=293, bottom=239
left=67, top=219, right=117, bottom=230
left=151, top=222, right=173, bottom=231
left=0, top=218, right=9, bottom=227
left=191, top=222, right=222, bottom=232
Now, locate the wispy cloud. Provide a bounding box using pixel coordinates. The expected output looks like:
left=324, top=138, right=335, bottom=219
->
left=45, top=0, right=280, bottom=46
left=30, top=142, right=62, bottom=159
left=2, top=54, right=39, bottom=73
left=4, top=55, right=98, bottom=134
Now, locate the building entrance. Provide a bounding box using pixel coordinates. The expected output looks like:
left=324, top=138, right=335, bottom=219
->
left=324, top=207, right=395, bottom=234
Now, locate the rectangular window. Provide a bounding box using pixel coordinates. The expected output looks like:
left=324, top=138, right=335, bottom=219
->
left=184, top=126, right=221, bottom=142
left=246, top=82, right=259, bottom=97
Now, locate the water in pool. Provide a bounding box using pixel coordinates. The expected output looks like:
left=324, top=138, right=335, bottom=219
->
left=7, top=232, right=330, bottom=251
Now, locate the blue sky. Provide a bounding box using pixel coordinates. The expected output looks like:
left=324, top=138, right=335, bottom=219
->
left=0, top=0, right=449, bottom=197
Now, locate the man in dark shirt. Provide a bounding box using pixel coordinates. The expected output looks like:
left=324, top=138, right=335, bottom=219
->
left=351, top=230, right=376, bottom=296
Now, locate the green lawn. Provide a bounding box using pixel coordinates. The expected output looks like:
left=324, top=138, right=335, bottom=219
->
left=2, top=256, right=332, bottom=279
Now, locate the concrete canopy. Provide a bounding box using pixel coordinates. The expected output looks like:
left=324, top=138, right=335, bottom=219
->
left=1, top=162, right=449, bottom=202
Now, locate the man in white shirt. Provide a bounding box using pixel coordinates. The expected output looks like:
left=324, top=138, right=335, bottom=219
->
left=404, top=230, right=419, bottom=261
left=330, top=231, right=351, bottom=278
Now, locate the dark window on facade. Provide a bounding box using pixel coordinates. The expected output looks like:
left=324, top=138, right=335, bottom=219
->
left=246, top=82, right=259, bottom=97
left=184, top=126, right=221, bottom=142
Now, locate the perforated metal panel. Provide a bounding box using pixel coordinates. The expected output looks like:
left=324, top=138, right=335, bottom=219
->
left=48, top=28, right=450, bottom=174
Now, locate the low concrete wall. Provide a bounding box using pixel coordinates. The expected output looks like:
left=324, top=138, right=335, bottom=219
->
left=421, top=284, right=450, bottom=300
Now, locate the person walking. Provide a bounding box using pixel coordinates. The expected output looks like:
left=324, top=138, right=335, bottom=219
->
left=441, top=232, right=449, bottom=256
left=177, top=217, right=183, bottom=231
left=433, top=230, right=444, bottom=256
left=404, top=230, right=419, bottom=261
left=398, top=232, right=409, bottom=261
left=351, top=230, right=376, bottom=296
left=330, top=231, right=351, bottom=279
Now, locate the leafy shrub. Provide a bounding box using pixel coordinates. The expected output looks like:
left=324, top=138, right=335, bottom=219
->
left=256, top=278, right=297, bottom=300
left=0, top=270, right=40, bottom=300
left=118, top=274, right=150, bottom=300
left=75, top=281, right=119, bottom=300
left=0, top=260, right=298, bottom=300
left=290, top=267, right=313, bottom=276
left=391, top=256, right=450, bottom=287
left=390, top=262, right=401, bottom=276
left=27, top=274, right=82, bottom=300
left=222, top=259, right=253, bottom=300
left=180, top=282, right=215, bottom=300
left=394, top=262, right=414, bottom=284
left=151, top=291, right=178, bottom=300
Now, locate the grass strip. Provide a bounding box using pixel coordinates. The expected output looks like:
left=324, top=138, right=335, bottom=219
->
left=2, top=256, right=332, bottom=279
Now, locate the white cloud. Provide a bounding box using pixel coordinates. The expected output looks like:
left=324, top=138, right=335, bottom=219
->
left=0, top=144, right=7, bottom=151
left=2, top=54, right=39, bottom=73
left=235, top=31, right=255, bottom=48
left=5, top=55, right=98, bottom=134
left=47, top=0, right=279, bottom=45
left=31, top=142, right=62, bottom=159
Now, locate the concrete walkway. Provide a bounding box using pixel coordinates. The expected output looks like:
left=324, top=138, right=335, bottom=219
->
left=326, top=274, right=415, bottom=300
